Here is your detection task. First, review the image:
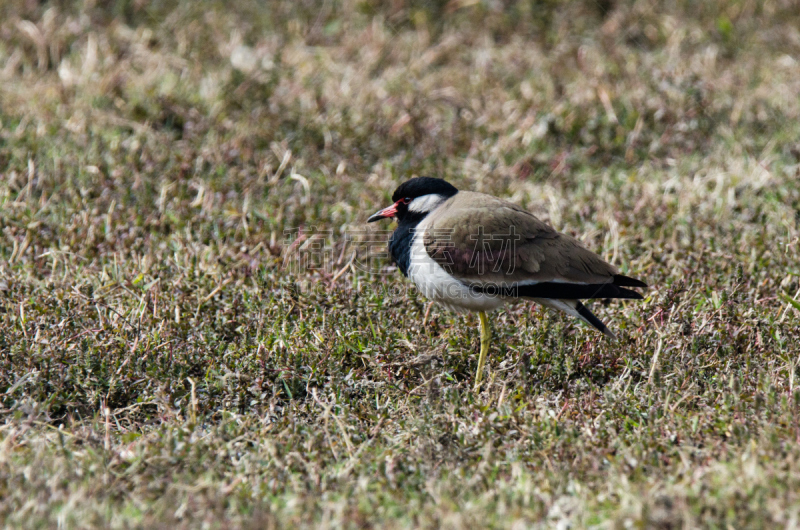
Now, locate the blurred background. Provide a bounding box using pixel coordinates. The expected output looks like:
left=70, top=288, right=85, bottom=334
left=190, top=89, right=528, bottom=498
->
left=3, top=0, right=798, bottom=232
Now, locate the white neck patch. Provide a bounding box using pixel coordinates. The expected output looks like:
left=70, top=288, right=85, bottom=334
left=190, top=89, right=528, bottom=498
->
left=407, top=193, right=447, bottom=214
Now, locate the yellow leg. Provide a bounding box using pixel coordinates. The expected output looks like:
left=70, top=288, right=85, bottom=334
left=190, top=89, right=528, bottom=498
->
left=473, top=311, right=491, bottom=391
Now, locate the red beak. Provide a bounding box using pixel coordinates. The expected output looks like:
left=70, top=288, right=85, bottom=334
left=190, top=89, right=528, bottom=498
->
left=367, top=201, right=400, bottom=223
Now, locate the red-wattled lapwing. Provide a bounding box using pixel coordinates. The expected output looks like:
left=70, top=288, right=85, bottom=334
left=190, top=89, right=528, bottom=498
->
left=368, top=177, right=647, bottom=390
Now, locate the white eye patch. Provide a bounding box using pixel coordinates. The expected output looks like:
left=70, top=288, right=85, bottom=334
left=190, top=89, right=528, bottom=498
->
left=408, top=194, right=446, bottom=214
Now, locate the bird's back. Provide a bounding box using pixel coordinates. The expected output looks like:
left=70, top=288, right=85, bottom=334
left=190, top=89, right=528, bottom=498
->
left=421, top=191, right=619, bottom=287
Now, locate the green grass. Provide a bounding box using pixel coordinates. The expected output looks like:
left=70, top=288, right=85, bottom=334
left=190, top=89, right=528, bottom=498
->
left=2, top=0, right=800, bottom=527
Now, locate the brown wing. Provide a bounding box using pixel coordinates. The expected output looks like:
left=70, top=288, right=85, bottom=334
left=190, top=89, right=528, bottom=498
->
left=422, top=191, right=645, bottom=299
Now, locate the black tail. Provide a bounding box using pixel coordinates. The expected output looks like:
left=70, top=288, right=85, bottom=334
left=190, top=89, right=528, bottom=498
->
left=477, top=281, right=645, bottom=300
left=613, top=274, right=648, bottom=288
left=575, top=301, right=615, bottom=339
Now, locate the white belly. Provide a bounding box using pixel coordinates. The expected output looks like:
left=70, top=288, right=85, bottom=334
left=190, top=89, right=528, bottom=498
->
left=407, top=230, right=505, bottom=313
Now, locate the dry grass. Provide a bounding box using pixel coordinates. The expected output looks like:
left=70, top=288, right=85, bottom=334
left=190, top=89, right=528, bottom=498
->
left=2, top=0, right=800, bottom=527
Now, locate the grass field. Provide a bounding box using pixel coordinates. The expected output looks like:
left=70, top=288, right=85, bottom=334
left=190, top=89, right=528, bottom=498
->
left=2, top=0, right=800, bottom=527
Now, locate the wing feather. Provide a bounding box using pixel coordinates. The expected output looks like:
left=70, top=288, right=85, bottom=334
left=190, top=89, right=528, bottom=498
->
left=422, top=191, right=645, bottom=299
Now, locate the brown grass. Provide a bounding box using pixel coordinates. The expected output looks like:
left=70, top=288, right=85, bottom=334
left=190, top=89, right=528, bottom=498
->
left=1, top=0, right=800, bottom=527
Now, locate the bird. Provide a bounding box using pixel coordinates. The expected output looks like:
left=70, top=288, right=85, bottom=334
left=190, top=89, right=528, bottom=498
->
left=367, top=176, right=647, bottom=390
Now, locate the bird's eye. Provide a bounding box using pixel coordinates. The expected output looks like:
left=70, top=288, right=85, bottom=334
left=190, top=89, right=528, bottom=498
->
left=403, top=197, right=411, bottom=204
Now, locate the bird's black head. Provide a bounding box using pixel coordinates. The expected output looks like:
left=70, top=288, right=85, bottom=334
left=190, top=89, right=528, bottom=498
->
left=368, top=177, right=458, bottom=223
left=390, top=177, right=458, bottom=204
